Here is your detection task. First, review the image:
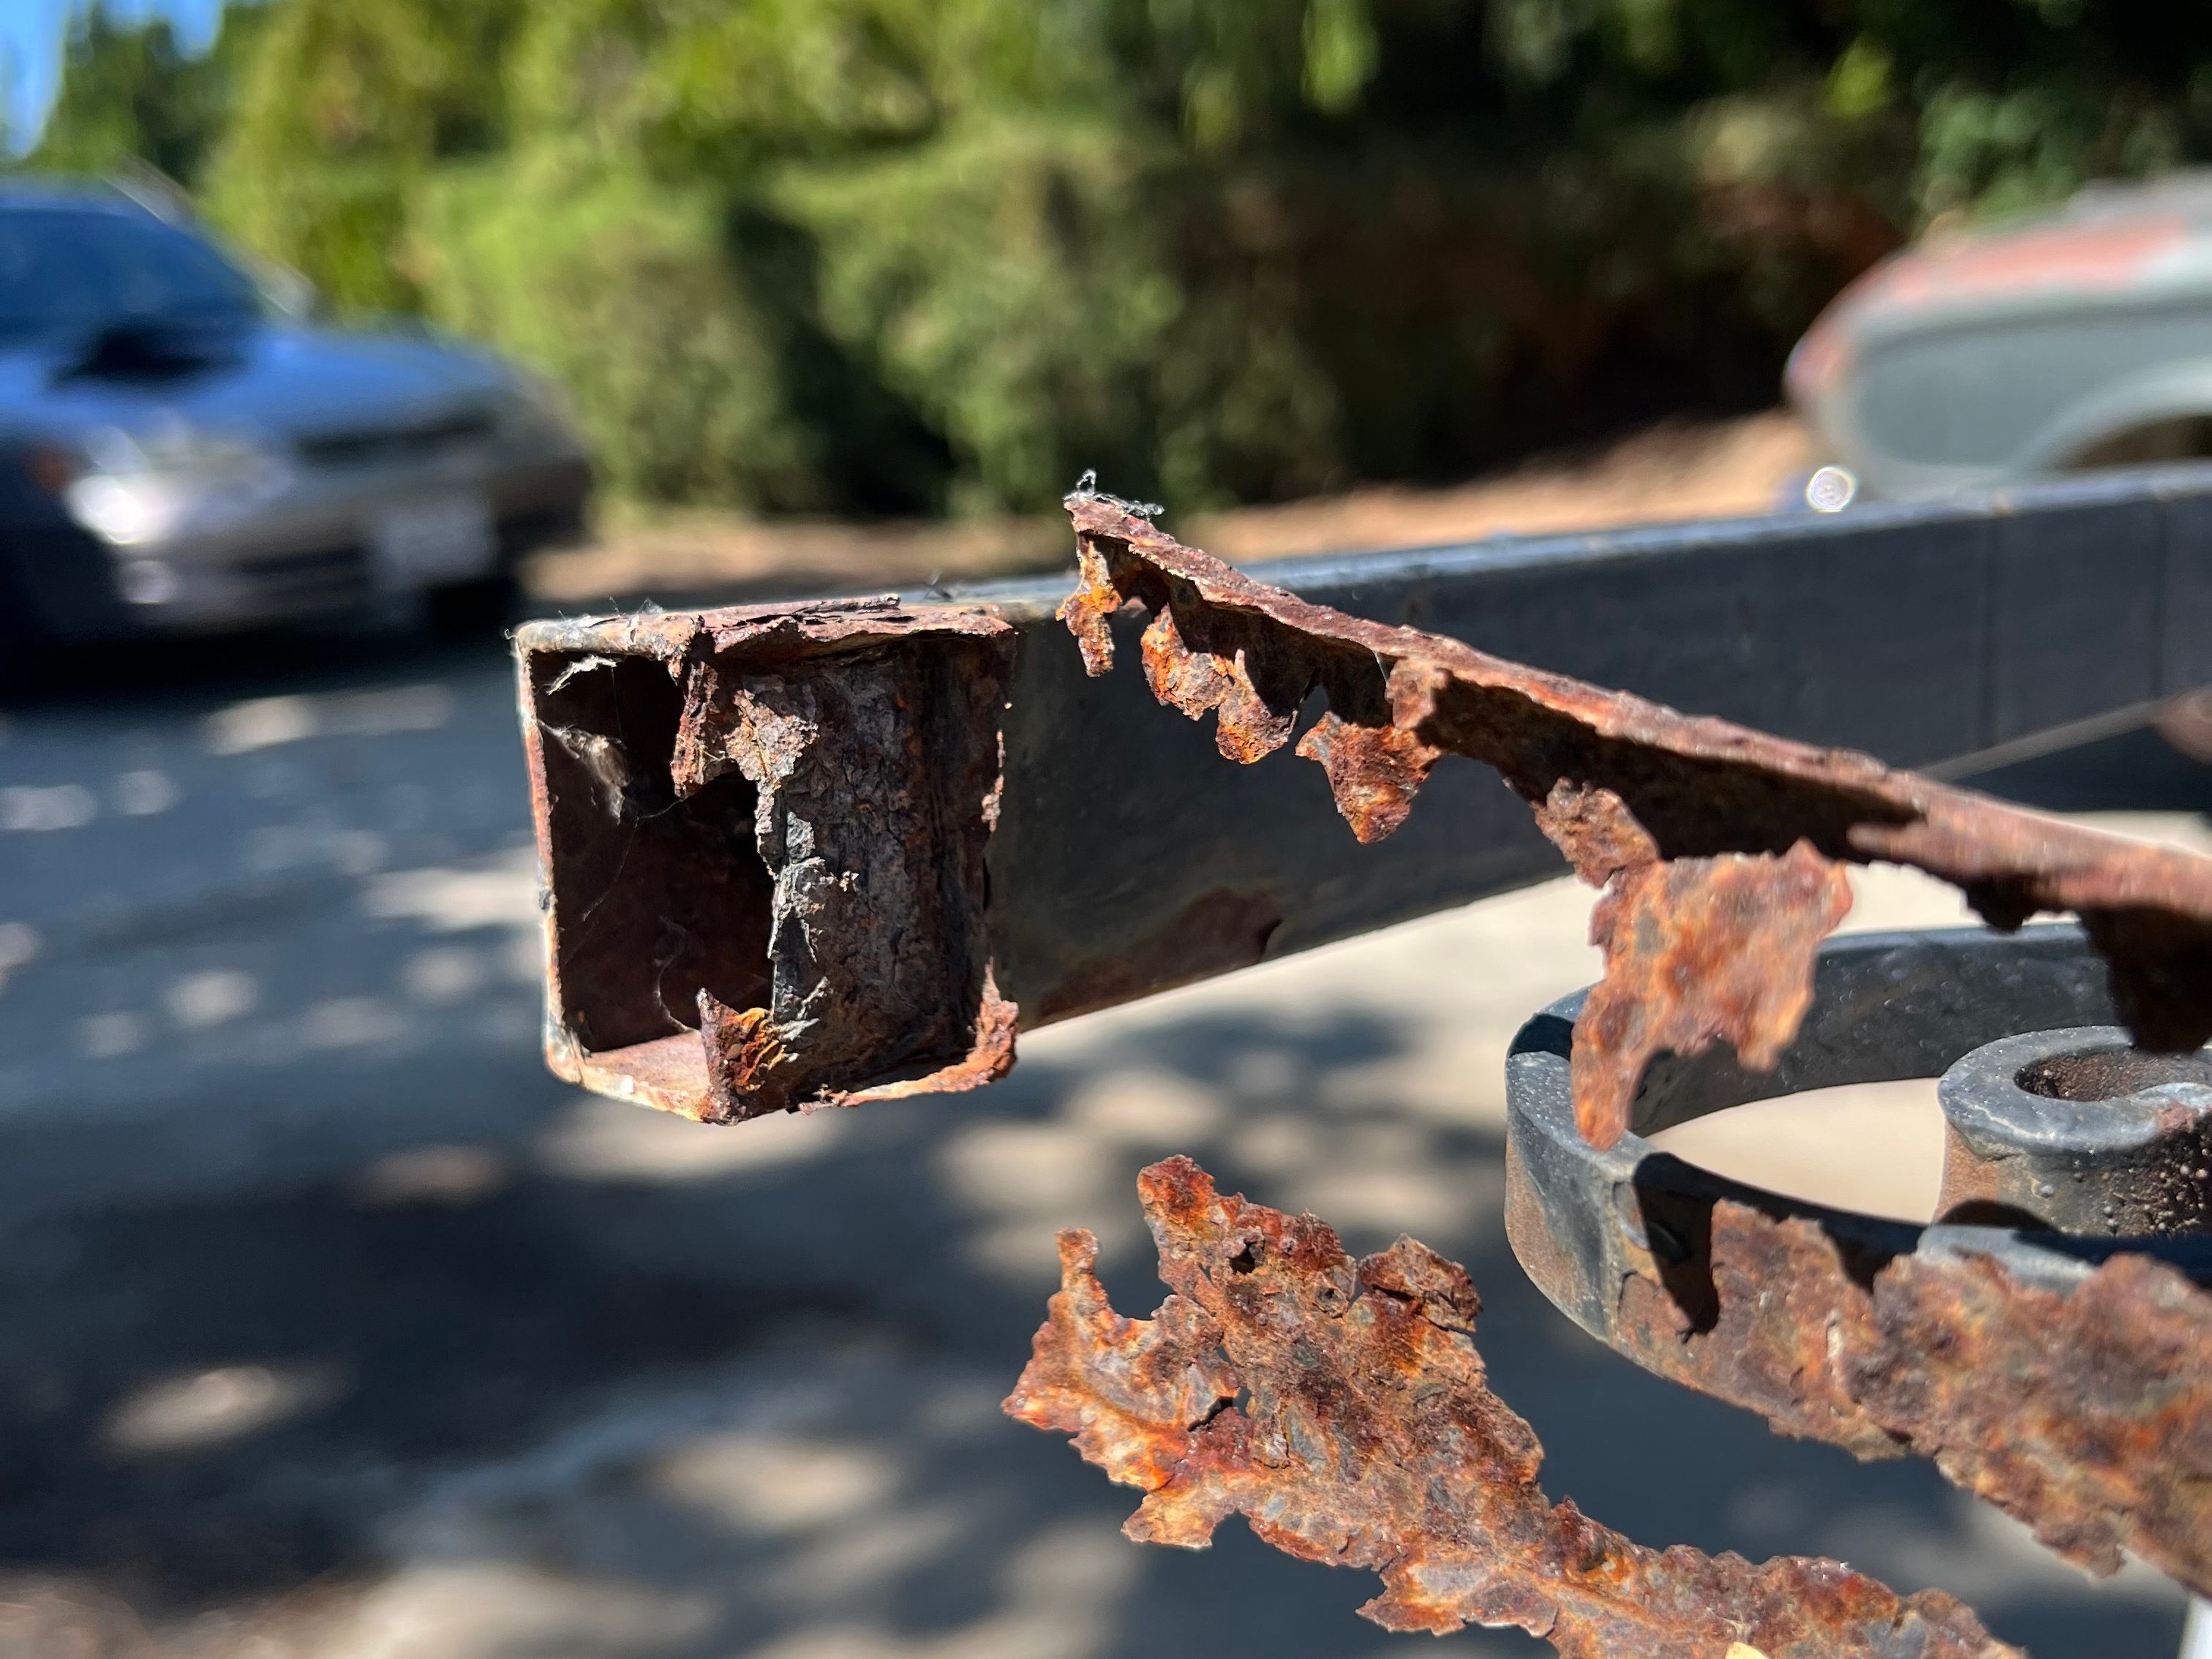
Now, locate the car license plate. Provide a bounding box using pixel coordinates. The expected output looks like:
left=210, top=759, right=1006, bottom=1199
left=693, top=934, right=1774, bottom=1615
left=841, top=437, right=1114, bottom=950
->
left=371, top=494, right=495, bottom=587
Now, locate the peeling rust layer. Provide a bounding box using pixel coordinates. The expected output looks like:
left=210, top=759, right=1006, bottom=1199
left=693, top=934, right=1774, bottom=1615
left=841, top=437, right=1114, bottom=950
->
left=1594, top=1195, right=2212, bottom=1593
left=1605, top=1200, right=1906, bottom=1462
left=1851, top=1247, right=2212, bottom=1584
left=1007, top=1158, right=2017, bottom=1658
left=517, top=596, right=1016, bottom=1121
left=1060, top=490, right=2212, bottom=1148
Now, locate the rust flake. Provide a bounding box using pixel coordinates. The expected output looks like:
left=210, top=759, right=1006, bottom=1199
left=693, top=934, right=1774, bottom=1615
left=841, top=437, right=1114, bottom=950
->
left=1059, top=489, right=2212, bottom=1149
left=1846, top=1248, right=2212, bottom=1586
left=1007, top=1158, right=2018, bottom=1658
left=1586, top=1187, right=2212, bottom=1594
left=1137, top=606, right=1300, bottom=764
left=1575, top=841, right=1854, bottom=1147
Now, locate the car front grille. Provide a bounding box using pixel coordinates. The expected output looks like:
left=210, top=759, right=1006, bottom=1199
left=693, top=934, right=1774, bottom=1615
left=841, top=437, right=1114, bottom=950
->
left=293, top=408, right=497, bottom=470
left=233, top=542, right=374, bottom=612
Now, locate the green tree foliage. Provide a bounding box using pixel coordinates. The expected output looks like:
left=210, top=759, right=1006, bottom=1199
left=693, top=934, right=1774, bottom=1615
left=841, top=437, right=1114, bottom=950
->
left=199, top=0, right=524, bottom=312
left=783, top=113, right=1333, bottom=510
left=413, top=158, right=809, bottom=503
left=25, top=0, right=2212, bottom=510
left=27, top=2, right=268, bottom=186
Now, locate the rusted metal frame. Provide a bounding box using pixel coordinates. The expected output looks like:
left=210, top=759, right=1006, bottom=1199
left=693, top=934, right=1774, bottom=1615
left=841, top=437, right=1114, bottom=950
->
left=1004, top=934, right=2212, bottom=1648
left=1505, top=925, right=2212, bottom=1598
left=516, top=599, right=1019, bottom=1120
left=1058, top=488, right=2212, bottom=1147
left=1005, top=1156, right=2023, bottom=1659
left=517, top=466, right=2212, bottom=1121
left=1039, top=490, right=2212, bottom=1630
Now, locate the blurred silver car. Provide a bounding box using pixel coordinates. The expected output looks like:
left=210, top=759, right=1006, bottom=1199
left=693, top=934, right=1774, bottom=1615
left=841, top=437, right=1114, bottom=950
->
left=1787, top=172, right=2212, bottom=508
left=0, top=182, right=590, bottom=652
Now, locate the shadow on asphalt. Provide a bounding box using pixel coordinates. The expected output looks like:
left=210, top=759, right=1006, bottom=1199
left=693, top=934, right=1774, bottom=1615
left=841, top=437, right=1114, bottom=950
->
left=0, top=996, right=2192, bottom=1656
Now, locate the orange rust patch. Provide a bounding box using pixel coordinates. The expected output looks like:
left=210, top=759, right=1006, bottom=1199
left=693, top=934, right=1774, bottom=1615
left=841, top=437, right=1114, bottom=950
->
left=1007, top=1159, right=2019, bottom=1658
left=1058, top=488, right=2212, bottom=1150
left=1575, top=840, right=1854, bottom=1147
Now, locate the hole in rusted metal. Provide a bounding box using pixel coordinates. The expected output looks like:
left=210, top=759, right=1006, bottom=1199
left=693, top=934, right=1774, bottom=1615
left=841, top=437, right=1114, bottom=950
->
left=1644, top=1218, right=1690, bottom=1266
left=1625, top=1167, right=1721, bottom=1333
left=531, top=650, right=773, bottom=1056
left=519, top=600, right=1016, bottom=1119
left=2017, top=1045, right=2212, bottom=1102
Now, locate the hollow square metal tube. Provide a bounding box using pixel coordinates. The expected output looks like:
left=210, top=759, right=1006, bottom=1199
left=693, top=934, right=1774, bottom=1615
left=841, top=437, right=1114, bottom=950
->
left=518, top=467, right=2212, bottom=1119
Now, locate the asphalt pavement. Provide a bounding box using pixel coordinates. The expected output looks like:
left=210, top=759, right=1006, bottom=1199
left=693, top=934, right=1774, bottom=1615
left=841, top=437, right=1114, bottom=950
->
left=0, top=621, right=2205, bottom=1658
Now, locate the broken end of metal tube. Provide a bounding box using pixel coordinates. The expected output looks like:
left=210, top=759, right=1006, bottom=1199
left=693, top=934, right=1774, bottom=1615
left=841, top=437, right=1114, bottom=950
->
left=516, top=598, right=1017, bottom=1121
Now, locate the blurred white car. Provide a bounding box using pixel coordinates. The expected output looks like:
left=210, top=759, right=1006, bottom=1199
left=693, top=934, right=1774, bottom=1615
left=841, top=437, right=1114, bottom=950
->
left=1785, top=174, right=2212, bottom=760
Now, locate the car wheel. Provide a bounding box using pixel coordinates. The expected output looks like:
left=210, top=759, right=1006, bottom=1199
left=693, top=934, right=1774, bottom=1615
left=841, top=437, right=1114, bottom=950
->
left=2155, top=688, right=2212, bottom=765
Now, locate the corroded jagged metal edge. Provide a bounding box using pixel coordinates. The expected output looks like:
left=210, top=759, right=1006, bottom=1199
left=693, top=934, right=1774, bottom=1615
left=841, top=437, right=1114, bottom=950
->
left=1058, top=488, right=2212, bottom=1149
left=516, top=597, right=1017, bottom=1121
left=1006, top=1158, right=2021, bottom=1659
left=1854, top=1243, right=2212, bottom=1585
left=1574, top=1192, right=2212, bottom=1593
left=1502, top=930, right=2212, bottom=1598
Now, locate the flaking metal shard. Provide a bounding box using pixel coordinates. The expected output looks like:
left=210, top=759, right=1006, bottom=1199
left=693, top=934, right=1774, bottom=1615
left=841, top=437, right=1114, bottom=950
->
left=1006, top=1158, right=2020, bottom=1658
left=1058, top=488, right=2212, bottom=1148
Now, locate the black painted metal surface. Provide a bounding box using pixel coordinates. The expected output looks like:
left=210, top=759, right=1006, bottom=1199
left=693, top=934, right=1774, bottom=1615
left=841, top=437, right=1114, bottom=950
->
left=964, top=466, right=2212, bottom=1026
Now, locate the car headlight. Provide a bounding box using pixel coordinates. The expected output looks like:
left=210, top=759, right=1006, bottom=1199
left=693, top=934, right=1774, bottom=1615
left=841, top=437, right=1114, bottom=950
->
left=34, top=424, right=293, bottom=546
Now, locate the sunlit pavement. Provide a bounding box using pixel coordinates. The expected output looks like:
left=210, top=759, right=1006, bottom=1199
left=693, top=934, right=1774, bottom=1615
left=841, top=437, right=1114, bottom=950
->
left=0, top=631, right=2205, bottom=1658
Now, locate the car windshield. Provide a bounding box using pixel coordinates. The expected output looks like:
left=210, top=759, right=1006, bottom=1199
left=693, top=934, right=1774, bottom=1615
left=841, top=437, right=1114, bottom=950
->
left=0, top=206, right=263, bottom=345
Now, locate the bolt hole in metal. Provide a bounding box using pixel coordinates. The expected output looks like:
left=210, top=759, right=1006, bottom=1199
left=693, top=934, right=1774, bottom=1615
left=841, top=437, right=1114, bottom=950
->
left=2017, top=1046, right=2212, bottom=1102
left=1646, top=1036, right=2212, bottom=1233
left=1938, top=1026, right=2212, bottom=1238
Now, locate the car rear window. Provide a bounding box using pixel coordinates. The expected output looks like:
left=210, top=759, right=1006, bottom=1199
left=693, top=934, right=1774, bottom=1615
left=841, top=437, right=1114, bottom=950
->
left=0, top=206, right=262, bottom=344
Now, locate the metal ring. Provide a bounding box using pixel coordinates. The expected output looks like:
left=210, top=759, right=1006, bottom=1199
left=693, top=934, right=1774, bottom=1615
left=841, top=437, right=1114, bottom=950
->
left=1503, top=925, right=2212, bottom=1595
left=1505, top=924, right=2212, bottom=1396
left=1504, top=929, right=2212, bottom=1336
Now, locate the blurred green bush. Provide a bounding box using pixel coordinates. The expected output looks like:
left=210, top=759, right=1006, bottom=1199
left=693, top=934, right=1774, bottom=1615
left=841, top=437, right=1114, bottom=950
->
left=25, top=0, right=2212, bottom=513
left=411, top=159, right=807, bottom=505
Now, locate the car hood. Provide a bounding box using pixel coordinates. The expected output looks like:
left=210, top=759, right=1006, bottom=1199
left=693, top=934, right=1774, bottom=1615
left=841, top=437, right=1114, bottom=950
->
left=0, top=320, right=514, bottom=445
